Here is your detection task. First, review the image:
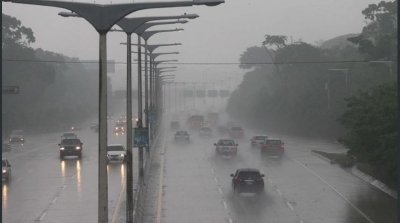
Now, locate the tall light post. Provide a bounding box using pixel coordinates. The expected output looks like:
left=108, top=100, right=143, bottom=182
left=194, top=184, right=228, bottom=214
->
left=2, top=1, right=223, bottom=222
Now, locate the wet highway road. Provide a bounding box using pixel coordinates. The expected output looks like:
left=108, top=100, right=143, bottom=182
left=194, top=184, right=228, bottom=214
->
left=143, top=115, right=397, bottom=223
left=2, top=119, right=134, bottom=223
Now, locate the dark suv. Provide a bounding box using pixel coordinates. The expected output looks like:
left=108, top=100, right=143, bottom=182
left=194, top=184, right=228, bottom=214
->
left=261, top=138, right=284, bottom=156
left=59, top=138, right=83, bottom=159
left=229, top=127, right=244, bottom=139
left=230, top=168, right=265, bottom=195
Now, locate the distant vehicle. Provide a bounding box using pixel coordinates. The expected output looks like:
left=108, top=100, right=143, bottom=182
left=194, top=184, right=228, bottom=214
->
left=115, top=123, right=125, bottom=133
left=199, top=126, right=213, bottom=137
left=107, top=115, right=114, bottom=120
left=226, top=121, right=234, bottom=128
left=170, top=121, right=180, bottom=130
left=59, top=138, right=83, bottom=159
left=214, top=139, right=238, bottom=156
left=9, top=130, right=25, bottom=143
left=216, top=125, right=229, bottom=135
left=174, top=131, right=190, bottom=141
left=206, top=112, right=219, bottom=126
left=229, top=127, right=244, bottom=139
left=261, top=138, right=284, bottom=156
left=188, top=115, right=204, bottom=128
left=120, top=115, right=127, bottom=120
left=2, top=158, right=11, bottom=181
left=70, top=124, right=81, bottom=131
left=250, top=135, right=268, bottom=148
left=117, top=118, right=125, bottom=124
left=230, top=168, right=265, bottom=195
left=90, top=123, right=98, bottom=130
left=107, top=144, right=126, bottom=162
left=2, top=142, right=11, bottom=153
left=61, top=132, right=78, bottom=139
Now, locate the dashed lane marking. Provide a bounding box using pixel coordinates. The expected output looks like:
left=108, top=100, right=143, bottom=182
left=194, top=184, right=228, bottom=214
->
left=70, top=174, right=76, bottom=179
left=268, top=178, right=273, bottom=184
left=223, top=201, right=228, bottom=209
left=218, top=188, right=223, bottom=194
left=214, top=177, right=218, bottom=183
left=208, top=162, right=211, bottom=166
left=28, top=169, right=33, bottom=173
left=51, top=197, right=58, bottom=204
left=16, top=177, right=22, bottom=182
left=293, top=159, right=375, bottom=223
left=286, top=201, right=294, bottom=211
left=38, top=212, right=47, bottom=221
left=62, top=185, right=67, bottom=190
left=300, top=221, right=304, bottom=223
left=276, top=189, right=282, bottom=195
left=229, top=219, right=234, bottom=223
left=111, top=177, right=126, bottom=223
left=211, top=168, right=215, bottom=173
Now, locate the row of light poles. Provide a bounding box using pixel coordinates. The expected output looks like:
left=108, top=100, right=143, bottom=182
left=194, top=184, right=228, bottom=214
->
left=2, top=1, right=225, bottom=223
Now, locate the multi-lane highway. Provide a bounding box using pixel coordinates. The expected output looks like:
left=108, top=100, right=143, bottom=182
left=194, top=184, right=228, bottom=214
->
left=2, top=119, right=133, bottom=223
left=142, top=114, right=397, bottom=223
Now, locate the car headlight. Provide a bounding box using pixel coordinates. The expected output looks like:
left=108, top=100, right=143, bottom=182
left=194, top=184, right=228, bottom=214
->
left=2, top=170, right=7, bottom=173
left=115, top=127, right=118, bottom=130
left=60, top=147, right=65, bottom=150
left=76, top=146, right=81, bottom=150
left=120, top=154, right=125, bottom=157
left=71, top=127, right=74, bottom=129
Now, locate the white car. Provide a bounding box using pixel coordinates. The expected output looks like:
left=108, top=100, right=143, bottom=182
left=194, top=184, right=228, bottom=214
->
left=2, top=158, right=11, bottom=181
left=250, top=135, right=268, bottom=148
left=199, top=126, right=213, bottom=137
left=107, top=144, right=127, bottom=162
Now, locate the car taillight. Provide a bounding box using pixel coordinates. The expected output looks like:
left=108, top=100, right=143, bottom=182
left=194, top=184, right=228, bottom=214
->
left=256, top=177, right=263, bottom=181
left=264, top=144, right=268, bottom=147
left=234, top=177, right=242, bottom=182
left=241, top=130, right=244, bottom=132
left=279, top=144, right=284, bottom=148
left=200, top=131, right=203, bottom=133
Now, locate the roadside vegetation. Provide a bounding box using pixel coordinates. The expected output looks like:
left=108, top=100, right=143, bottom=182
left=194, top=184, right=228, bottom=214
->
left=227, top=1, right=397, bottom=186
left=2, top=13, right=111, bottom=135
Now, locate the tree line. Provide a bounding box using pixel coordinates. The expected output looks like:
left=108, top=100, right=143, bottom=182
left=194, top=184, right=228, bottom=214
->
left=227, top=1, right=397, bottom=182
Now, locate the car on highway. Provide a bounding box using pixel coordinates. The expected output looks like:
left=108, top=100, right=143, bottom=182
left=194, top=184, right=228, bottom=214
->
left=261, top=138, right=285, bottom=156
left=188, top=115, right=205, bottom=129
left=70, top=124, right=81, bottom=131
left=214, top=139, right=238, bottom=156
left=117, top=118, right=125, bottom=124
left=250, top=135, right=268, bottom=148
left=171, top=121, right=180, bottom=130
left=2, top=141, right=11, bottom=153
left=9, top=130, right=25, bottom=143
left=199, top=126, right=213, bottom=137
left=90, top=123, right=98, bottom=130
left=107, top=115, right=114, bottom=120
left=216, top=125, right=229, bottom=135
left=61, top=132, right=78, bottom=139
left=2, top=158, right=11, bottom=181
left=174, top=131, right=190, bottom=141
left=230, top=168, right=265, bottom=195
left=107, top=144, right=126, bottom=163
left=115, top=123, right=125, bottom=133
left=229, top=126, right=244, bottom=139
left=59, top=138, right=83, bottom=159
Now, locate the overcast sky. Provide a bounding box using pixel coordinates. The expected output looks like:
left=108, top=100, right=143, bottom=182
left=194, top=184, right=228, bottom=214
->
left=2, top=0, right=381, bottom=90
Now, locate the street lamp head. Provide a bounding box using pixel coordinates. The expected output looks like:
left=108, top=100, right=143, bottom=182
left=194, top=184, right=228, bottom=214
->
left=58, top=11, right=80, bottom=18
left=178, top=20, right=189, bottom=24
left=183, top=13, right=200, bottom=19
left=193, top=0, right=225, bottom=6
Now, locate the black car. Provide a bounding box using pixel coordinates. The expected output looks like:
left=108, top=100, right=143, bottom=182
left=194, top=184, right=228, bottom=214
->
left=261, top=138, right=284, bottom=156
left=230, top=168, right=265, bottom=195
left=115, top=123, right=125, bottom=133
left=70, top=124, right=81, bottom=131
left=9, top=130, right=25, bottom=143
left=229, top=127, right=244, bottom=139
left=174, top=131, right=190, bottom=141
left=59, top=138, right=83, bottom=159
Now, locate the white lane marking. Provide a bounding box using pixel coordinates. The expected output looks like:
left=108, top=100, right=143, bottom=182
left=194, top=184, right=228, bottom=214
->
left=70, top=174, right=76, bottom=179
left=229, top=219, right=234, bottom=223
left=39, top=212, right=47, bottom=221
left=286, top=201, right=294, bottom=211
left=218, top=188, right=223, bottom=194
left=211, top=168, right=215, bottom=173
left=268, top=178, right=273, bottom=183
left=276, top=189, right=282, bottom=195
left=293, top=159, right=375, bottom=223
left=51, top=197, right=58, bottom=204
left=111, top=177, right=126, bottom=223
left=156, top=136, right=167, bottom=223
left=16, top=177, right=22, bottom=182
left=28, top=169, right=33, bottom=173
left=299, top=221, right=304, bottom=223
left=62, top=185, right=67, bottom=190
left=223, top=201, right=228, bottom=209
left=214, top=177, right=218, bottom=183
left=208, top=162, right=211, bottom=166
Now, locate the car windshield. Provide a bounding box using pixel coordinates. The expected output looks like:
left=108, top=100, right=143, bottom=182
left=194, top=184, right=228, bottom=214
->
left=177, top=131, right=187, bottom=135
left=238, top=171, right=261, bottom=178
left=254, top=136, right=267, bottom=140
left=61, top=139, right=80, bottom=145
left=201, top=127, right=211, bottom=131
left=231, top=127, right=242, bottom=131
left=218, top=140, right=235, bottom=146
left=107, top=146, right=124, bottom=151
left=63, top=133, right=76, bottom=136
left=116, top=124, right=124, bottom=127
left=11, top=130, right=23, bottom=135
left=267, top=140, right=282, bottom=145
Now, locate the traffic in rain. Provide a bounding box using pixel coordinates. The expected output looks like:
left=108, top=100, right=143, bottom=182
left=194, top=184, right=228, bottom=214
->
left=2, top=0, right=398, bottom=223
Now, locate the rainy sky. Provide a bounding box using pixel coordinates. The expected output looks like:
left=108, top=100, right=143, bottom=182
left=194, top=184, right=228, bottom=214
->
left=2, top=0, right=382, bottom=89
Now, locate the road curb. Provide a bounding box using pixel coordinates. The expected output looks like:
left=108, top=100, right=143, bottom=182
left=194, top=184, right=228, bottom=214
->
left=310, top=151, right=397, bottom=199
